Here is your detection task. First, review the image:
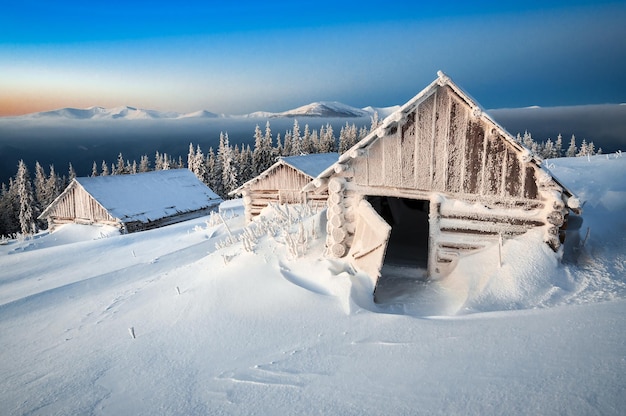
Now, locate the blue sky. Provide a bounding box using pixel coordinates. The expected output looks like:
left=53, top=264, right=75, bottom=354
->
left=1, top=1, right=625, bottom=116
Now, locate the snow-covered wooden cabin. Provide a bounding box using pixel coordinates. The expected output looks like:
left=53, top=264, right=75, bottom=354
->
left=39, top=169, right=222, bottom=233
left=304, top=72, right=580, bottom=292
left=230, top=153, right=339, bottom=223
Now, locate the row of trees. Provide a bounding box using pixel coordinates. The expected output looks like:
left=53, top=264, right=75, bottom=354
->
left=515, top=131, right=602, bottom=159
left=0, top=114, right=602, bottom=238
left=0, top=118, right=375, bottom=237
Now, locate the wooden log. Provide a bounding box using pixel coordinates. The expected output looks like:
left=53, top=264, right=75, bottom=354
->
left=331, top=226, right=347, bottom=243
left=330, top=242, right=347, bottom=257
left=328, top=192, right=342, bottom=205
left=328, top=177, right=345, bottom=194
left=546, top=211, right=564, bottom=226
left=329, top=204, right=343, bottom=216
left=329, top=214, right=344, bottom=228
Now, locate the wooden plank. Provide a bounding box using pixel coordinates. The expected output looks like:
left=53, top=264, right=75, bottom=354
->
left=432, top=86, right=450, bottom=191
left=524, top=166, right=539, bottom=200
left=416, top=92, right=435, bottom=190
left=504, top=147, right=522, bottom=198
left=400, top=111, right=416, bottom=188
left=445, top=97, right=468, bottom=193
left=483, top=132, right=506, bottom=196
left=367, top=138, right=384, bottom=186
left=463, top=120, right=485, bottom=194
left=383, top=125, right=401, bottom=187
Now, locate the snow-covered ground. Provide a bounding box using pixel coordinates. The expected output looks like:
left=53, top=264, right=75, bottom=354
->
left=1, top=155, right=625, bottom=415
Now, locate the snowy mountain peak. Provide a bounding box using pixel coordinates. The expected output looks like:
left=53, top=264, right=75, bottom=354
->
left=276, top=101, right=369, bottom=118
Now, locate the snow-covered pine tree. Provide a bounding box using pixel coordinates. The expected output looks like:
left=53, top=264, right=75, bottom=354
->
left=587, top=141, right=596, bottom=156
left=154, top=151, right=164, bottom=170
left=310, top=129, right=319, bottom=153
left=566, top=135, right=577, bottom=157
left=45, top=165, right=61, bottom=207
left=283, top=131, right=293, bottom=156
left=301, top=124, right=313, bottom=154
left=34, top=162, right=47, bottom=209
left=187, top=143, right=196, bottom=172
left=206, top=147, right=220, bottom=195
left=370, top=111, right=380, bottom=132
left=0, top=181, right=17, bottom=236
left=263, top=121, right=274, bottom=168
left=139, top=155, right=150, bottom=172
left=131, top=160, right=138, bottom=174
left=291, top=119, right=302, bottom=156
left=338, top=124, right=349, bottom=154
left=522, top=131, right=534, bottom=151
left=101, top=161, right=110, bottom=176
left=319, top=123, right=336, bottom=153
left=220, top=133, right=238, bottom=198
left=238, top=144, right=254, bottom=184
left=68, top=163, right=76, bottom=182
left=193, top=145, right=207, bottom=183
left=273, top=132, right=283, bottom=159
left=115, top=153, right=126, bottom=175
left=162, top=153, right=171, bottom=170
left=554, top=134, right=563, bottom=158
left=252, top=125, right=266, bottom=176
left=577, top=139, right=588, bottom=157
left=15, top=160, right=37, bottom=235
left=91, top=161, right=99, bottom=177
left=542, top=138, right=554, bottom=159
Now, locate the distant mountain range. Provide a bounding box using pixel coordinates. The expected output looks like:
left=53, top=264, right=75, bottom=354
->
left=16, top=102, right=400, bottom=121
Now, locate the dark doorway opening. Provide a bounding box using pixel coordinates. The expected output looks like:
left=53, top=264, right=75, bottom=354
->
left=366, top=196, right=430, bottom=302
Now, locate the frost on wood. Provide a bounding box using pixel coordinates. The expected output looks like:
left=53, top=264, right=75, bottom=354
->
left=311, top=74, right=578, bottom=286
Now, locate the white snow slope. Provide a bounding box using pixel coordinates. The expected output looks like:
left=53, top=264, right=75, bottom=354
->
left=1, top=155, right=625, bottom=415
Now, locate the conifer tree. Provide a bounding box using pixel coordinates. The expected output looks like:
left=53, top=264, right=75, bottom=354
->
left=115, top=153, right=126, bottom=174
left=238, top=144, right=253, bottom=184
left=577, top=139, right=588, bottom=157
left=139, top=155, right=150, bottom=172
left=283, top=131, right=292, bottom=156
left=68, top=163, right=76, bottom=182
left=219, top=133, right=237, bottom=198
left=33, top=162, right=47, bottom=209
left=301, top=124, right=313, bottom=154
left=45, top=165, right=61, bottom=207
left=319, top=123, right=336, bottom=153
left=291, top=120, right=302, bottom=155
left=16, top=160, right=36, bottom=235
left=370, top=111, right=380, bottom=131
left=187, top=143, right=196, bottom=173
left=554, top=134, right=563, bottom=158
left=566, top=135, right=577, bottom=157
left=0, top=182, right=16, bottom=236
left=101, top=161, right=110, bottom=176
left=91, top=161, right=99, bottom=177
left=310, top=129, right=319, bottom=153
left=273, top=132, right=283, bottom=159
left=206, top=147, right=220, bottom=194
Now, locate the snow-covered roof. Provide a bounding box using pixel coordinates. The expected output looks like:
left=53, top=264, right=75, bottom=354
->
left=45, top=169, right=222, bottom=224
left=230, top=153, right=338, bottom=195
left=280, top=153, right=339, bottom=178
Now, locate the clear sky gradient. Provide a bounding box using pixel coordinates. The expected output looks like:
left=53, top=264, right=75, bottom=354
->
left=1, top=0, right=625, bottom=116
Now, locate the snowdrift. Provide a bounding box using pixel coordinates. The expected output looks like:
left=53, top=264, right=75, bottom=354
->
left=0, top=155, right=625, bottom=415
